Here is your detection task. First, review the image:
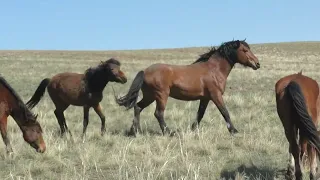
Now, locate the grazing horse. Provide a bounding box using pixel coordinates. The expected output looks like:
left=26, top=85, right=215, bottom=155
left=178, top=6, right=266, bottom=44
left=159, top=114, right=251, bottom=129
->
left=26, top=58, right=127, bottom=138
left=275, top=72, right=320, bottom=180
left=0, top=75, right=46, bottom=153
left=115, top=39, right=260, bottom=136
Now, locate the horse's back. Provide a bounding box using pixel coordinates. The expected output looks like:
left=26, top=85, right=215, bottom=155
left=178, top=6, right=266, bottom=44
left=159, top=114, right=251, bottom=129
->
left=47, top=72, right=87, bottom=105
left=143, top=63, right=209, bottom=100
left=275, top=73, right=320, bottom=122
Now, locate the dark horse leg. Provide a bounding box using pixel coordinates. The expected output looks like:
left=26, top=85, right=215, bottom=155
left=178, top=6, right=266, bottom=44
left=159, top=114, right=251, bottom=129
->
left=308, top=146, right=318, bottom=180
left=49, top=91, right=72, bottom=138
left=154, top=92, right=173, bottom=136
left=81, top=106, right=90, bottom=139
left=54, top=104, right=71, bottom=137
left=291, top=132, right=302, bottom=180
left=191, top=99, right=209, bottom=131
left=285, top=124, right=302, bottom=180
left=0, top=113, right=12, bottom=154
left=130, top=96, right=154, bottom=136
left=210, top=92, right=238, bottom=135
left=93, top=103, right=106, bottom=136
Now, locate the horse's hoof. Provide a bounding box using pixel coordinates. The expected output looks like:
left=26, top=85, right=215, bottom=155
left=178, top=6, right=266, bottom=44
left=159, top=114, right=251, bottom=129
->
left=6, top=150, right=13, bottom=156
left=169, top=131, right=176, bottom=137
left=60, top=132, right=66, bottom=138
left=295, top=172, right=303, bottom=180
left=101, top=129, right=106, bottom=136
left=191, top=122, right=198, bottom=131
left=229, top=128, right=239, bottom=135
left=127, top=129, right=137, bottom=137
left=310, top=173, right=315, bottom=180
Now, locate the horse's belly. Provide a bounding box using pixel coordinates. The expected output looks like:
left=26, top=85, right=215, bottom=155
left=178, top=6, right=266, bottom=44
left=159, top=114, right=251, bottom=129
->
left=169, top=86, right=203, bottom=101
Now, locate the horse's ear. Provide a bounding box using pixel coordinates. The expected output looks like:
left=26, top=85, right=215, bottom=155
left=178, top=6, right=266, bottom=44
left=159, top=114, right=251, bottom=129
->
left=236, top=40, right=240, bottom=47
left=243, top=38, right=246, bottom=42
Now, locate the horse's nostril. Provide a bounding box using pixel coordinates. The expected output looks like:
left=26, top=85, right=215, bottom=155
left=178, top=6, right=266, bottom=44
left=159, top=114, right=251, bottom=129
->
left=256, top=63, right=260, bottom=68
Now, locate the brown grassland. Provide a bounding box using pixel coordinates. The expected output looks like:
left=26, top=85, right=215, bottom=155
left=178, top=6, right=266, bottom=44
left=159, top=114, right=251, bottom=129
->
left=0, top=41, right=320, bottom=180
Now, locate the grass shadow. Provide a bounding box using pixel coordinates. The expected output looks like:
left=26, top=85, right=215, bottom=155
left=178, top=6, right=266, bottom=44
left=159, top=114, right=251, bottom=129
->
left=109, top=128, right=175, bottom=137
left=220, top=164, right=285, bottom=180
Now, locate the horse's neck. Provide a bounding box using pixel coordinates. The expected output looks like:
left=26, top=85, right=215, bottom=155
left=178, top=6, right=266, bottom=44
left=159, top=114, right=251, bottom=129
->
left=86, top=70, right=109, bottom=93
left=208, top=56, right=234, bottom=79
left=10, top=107, right=26, bottom=127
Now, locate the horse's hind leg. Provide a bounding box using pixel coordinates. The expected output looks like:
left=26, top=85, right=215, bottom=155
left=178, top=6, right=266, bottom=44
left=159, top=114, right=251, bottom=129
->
left=154, top=92, right=173, bottom=136
left=287, top=126, right=303, bottom=180
left=191, top=99, right=209, bottom=131
left=53, top=104, right=70, bottom=137
left=0, top=113, right=12, bottom=154
left=49, top=90, right=71, bottom=137
left=93, top=103, right=106, bottom=136
left=308, top=146, right=317, bottom=180
left=130, top=96, right=154, bottom=136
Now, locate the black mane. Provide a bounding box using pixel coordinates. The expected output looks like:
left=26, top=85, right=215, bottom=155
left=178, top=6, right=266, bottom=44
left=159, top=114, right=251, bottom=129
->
left=192, top=40, right=250, bottom=65
left=0, top=76, right=37, bottom=122
left=84, top=58, right=120, bottom=92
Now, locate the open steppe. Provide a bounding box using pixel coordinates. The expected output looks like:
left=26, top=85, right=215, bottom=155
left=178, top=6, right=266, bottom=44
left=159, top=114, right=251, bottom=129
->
left=1, top=41, right=320, bottom=179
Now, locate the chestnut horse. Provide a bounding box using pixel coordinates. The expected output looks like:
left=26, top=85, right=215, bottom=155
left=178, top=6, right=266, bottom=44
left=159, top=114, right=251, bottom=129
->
left=275, top=72, right=320, bottom=180
left=0, top=75, right=46, bottom=153
left=115, top=40, right=260, bottom=136
left=26, top=58, right=127, bottom=138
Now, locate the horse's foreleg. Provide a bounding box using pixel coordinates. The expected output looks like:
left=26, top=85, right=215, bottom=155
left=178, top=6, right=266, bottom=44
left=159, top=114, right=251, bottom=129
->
left=210, top=92, right=238, bottom=135
left=93, top=104, right=106, bottom=136
left=0, top=114, right=12, bottom=154
left=82, top=106, right=90, bottom=139
left=191, top=99, right=209, bottom=131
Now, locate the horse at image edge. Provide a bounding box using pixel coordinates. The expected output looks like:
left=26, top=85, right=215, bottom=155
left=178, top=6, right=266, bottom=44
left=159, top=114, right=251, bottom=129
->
left=0, top=75, right=46, bottom=153
left=275, top=71, right=320, bottom=180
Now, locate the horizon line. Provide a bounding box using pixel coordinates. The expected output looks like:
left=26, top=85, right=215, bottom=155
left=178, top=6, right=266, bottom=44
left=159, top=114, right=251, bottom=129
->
left=0, top=40, right=319, bottom=52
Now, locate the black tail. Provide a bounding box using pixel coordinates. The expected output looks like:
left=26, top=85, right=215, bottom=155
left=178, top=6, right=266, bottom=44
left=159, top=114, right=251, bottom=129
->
left=26, top=78, right=50, bottom=109
left=286, top=81, right=320, bottom=156
left=114, top=71, right=144, bottom=110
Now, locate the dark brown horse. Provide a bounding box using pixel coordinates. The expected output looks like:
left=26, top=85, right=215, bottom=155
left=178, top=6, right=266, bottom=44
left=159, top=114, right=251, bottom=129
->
left=0, top=75, right=46, bottom=153
left=115, top=40, right=260, bottom=136
left=26, top=58, right=127, bottom=139
left=275, top=71, right=320, bottom=180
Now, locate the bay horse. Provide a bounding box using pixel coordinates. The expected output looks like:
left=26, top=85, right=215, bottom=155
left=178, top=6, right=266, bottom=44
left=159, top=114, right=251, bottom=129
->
left=115, top=39, right=260, bottom=136
left=275, top=71, right=320, bottom=180
left=0, top=75, right=46, bottom=153
left=26, top=58, right=127, bottom=138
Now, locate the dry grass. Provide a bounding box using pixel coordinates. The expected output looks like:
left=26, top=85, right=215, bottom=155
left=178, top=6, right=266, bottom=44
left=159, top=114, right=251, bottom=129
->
left=1, top=41, right=320, bottom=180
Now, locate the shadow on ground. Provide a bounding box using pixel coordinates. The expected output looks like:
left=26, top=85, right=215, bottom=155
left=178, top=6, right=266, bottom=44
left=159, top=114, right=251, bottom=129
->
left=220, top=164, right=286, bottom=180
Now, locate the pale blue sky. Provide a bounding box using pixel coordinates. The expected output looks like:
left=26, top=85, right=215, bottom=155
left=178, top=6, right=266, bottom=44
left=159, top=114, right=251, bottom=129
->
left=1, top=0, right=319, bottom=50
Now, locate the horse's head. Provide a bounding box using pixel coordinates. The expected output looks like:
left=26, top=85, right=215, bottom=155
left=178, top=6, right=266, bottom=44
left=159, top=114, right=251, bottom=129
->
left=234, top=40, right=260, bottom=70
left=21, top=115, right=46, bottom=153
left=100, top=58, right=127, bottom=84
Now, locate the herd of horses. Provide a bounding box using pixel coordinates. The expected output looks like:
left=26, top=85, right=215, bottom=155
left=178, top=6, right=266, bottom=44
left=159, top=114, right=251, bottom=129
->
left=0, top=39, right=319, bottom=179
